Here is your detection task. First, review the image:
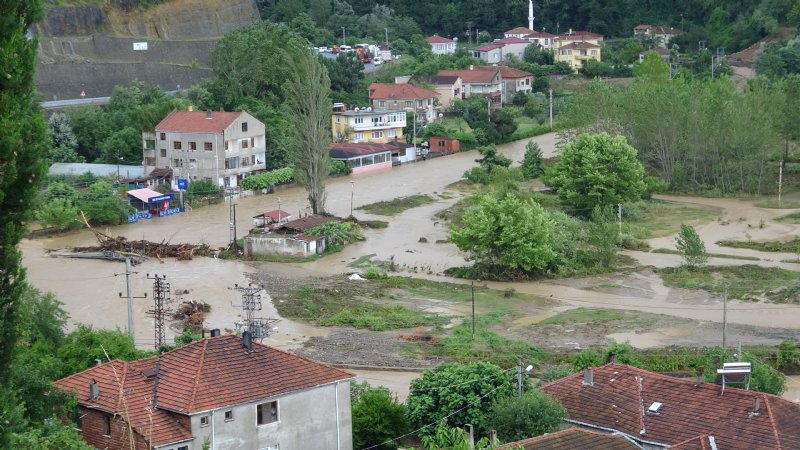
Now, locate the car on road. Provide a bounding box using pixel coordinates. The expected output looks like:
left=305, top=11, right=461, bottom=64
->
left=317, top=46, right=330, bottom=53
left=373, top=56, right=383, bottom=65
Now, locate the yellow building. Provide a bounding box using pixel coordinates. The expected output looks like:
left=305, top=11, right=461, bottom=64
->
left=555, top=31, right=603, bottom=72
left=331, top=104, right=407, bottom=144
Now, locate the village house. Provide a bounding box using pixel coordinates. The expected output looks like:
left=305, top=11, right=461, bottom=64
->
left=53, top=334, right=354, bottom=450
left=246, top=214, right=337, bottom=257
left=143, top=109, right=267, bottom=190
left=331, top=103, right=406, bottom=144
left=504, top=26, right=534, bottom=39
left=553, top=30, right=603, bottom=72
left=426, top=35, right=457, bottom=54
left=471, top=37, right=530, bottom=63
left=634, top=25, right=682, bottom=48
left=413, top=75, right=462, bottom=109
left=525, top=30, right=558, bottom=50
left=541, top=363, right=800, bottom=449
left=252, top=209, right=292, bottom=228
left=438, top=67, right=503, bottom=105
left=475, top=65, right=533, bottom=103
left=368, top=82, right=440, bottom=126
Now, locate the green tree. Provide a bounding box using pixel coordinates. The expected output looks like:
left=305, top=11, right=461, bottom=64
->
left=47, top=112, right=78, bottom=150
left=0, top=6, right=48, bottom=447
left=10, top=424, right=93, bottom=450
left=35, top=199, right=81, bottom=231
left=675, top=224, right=707, bottom=269
left=351, top=382, right=408, bottom=449
left=57, top=325, right=148, bottom=377
left=475, top=144, right=512, bottom=174
left=450, top=192, right=559, bottom=273
left=98, top=127, right=144, bottom=165
left=285, top=48, right=333, bottom=214
left=544, top=133, right=645, bottom=213
left=633, top=52, right=670, bottom=83
left=320, top=53, right=366, bottom=105
left=486, top=391, right=567, bottom=442
left=406, top=362, right=518, bottom=440
left=65, top=106, right=110, bottom=162
left=520, top=141, right=544, bottom=179
left=421, top=425, right=492, bottom=450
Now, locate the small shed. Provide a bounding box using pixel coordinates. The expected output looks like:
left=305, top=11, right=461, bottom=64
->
left=127, top=188, right=175, bottom=213
left=329, top=143, right=393, bottom=174
left=253, top=209, right=293, bottom=227
left=428, top=136, right=461, bottom=154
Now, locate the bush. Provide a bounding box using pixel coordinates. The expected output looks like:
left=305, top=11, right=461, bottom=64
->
left=537, top=363, right=576, bottom=382
left=486, top=391, right=567, bottom=442
left=351, top=382, right=408, bottom=450
left=573, top=349, right=602, bottom=370
left=308, top=221, right=362, bottom=245
left=363, top=266, right=388, bottom=280
left=777, top=340, right=800, bottom=371
left=330, top=160, right=352, bottom=175
left=240, top=167, right=294, bottom=191
left=35, top=199, right=81, bottom=231
left=464, top=167, right=491, bottom=184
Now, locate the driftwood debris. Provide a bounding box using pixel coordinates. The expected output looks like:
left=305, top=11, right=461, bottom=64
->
left=69, top=211, right=217, bottom=261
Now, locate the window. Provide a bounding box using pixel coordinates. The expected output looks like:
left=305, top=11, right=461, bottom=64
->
left=242, top=122, right=248, bottom=132
left=241, top=139, right=249, bottom=149
left=225, top=157, right=239, bottom=169
left=160, top=149, right=167, bottom=157
left=362, top=155, right=374, bottom=166
left=200, top=415, right=210, bottom=427
left=354, top=117, right=364, bottom=124
left=350, top=158, right=361, bottom=168
left=378, top=100, right=386, bottom=108
left=388, top=129, right=396, bottom=137
left=174, top=159, right=182, bottom=167
left=189, top=141, right=197, bottom=151
left=145, top=157, right=156, bottom=166
left=225, top=141, right=229, bottom=151
left=251, top=137, right=255, bottom=148
left=160, top=132, right=166, bottom=140
left=204, top=142, right=213, bottom=151
left=336, top=116, right=341, bottom=123
left=241, top=157, right=251, bottom=167
left=178, top=446, right=189, bottom=450
left=354, top=132, right=363, bottom=140
left=173, top=141, right=182, bottom=150
left=257, top=401, right=279, bottom=425
left=405, top=101, right=413, bottom=108
left=224, top=410, right=233, bottom=421
left=591, top=50, right=597, bottom=56
left=371, top=131, right=383, bottom=139
left=73, top=408, right=83, bottom=430
left=374, top=153, right=387, bottom=163
left=102, top=415, right=111, bottom=437
left=145, top=139, right=155, bottom=149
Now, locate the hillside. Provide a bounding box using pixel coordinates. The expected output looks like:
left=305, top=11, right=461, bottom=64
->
left=35, top=0, right=260, bottom=100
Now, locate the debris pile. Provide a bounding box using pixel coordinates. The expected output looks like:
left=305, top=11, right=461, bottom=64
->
left=71, top=236, right=216, bottom=260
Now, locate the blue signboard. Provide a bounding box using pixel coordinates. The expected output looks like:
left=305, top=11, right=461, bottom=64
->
left=177, top=178, right=188, bottom=190
left=147, top=193, right=174, bottom=203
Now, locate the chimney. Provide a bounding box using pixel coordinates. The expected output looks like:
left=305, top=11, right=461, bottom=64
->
left=188, top=105, right=193, bottom=111
left=205, top=110, right=213, bottom=119
left=750, top=397, right=762, bottom=417
left=608, top=352, right=618, bottom=363
left=469, top=64, right=474, bottom=70
left=89, top=379, right=100, bottom=401
left=94, top=358, right=102, bottom=366
left=210, top=328, right=221, bottom=337
left=583, top=367, right=594, bottom=386
left=242, top=331, right=253, bottom=352
left=696, top=367, right=705, bottom=385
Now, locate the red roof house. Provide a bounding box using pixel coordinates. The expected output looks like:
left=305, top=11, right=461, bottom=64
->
left=541, top=363, right=800, bottom=449
left=496, top=427, right=642, bottom=450
left=53, top=335, right=354, bottom=450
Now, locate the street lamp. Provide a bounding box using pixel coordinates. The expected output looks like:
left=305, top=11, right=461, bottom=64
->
left=342, top=27, right=346, bottom=47
left=349, top=181, right=354, bottom=218
left=117, top=156, right=124, bottom=180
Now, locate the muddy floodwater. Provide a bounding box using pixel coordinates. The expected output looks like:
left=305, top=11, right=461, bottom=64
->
left=20, top=132, right=800, bottom=403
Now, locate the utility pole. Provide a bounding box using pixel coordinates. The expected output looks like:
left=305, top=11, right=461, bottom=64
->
left=233, top=203, right=238, bottom=251
left=517, top=356, right=525, bottom=397
left=233, top=283, right=278, bottom=339
left=350, top=182, right=355, bottom=218
left=471, top=281, right=476, bottom=340
left=146, top=274, right=172, bottom=350
left=778, top=160, right=784, bottom=207
left=617, top=203, right=623, bottom=232
left=548, top=89, right=553, bottom=130
left=722, top=282, right=728, bottom=350
left=116, top=257, right=147, bottom=342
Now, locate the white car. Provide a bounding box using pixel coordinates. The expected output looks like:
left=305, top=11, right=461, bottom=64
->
left=372, top=56, right=383, bottom=65
left=318, top=46, right=330, bottom=53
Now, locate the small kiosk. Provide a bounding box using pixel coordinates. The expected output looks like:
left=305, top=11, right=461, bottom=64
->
left=127, top=188, right=178, bottom=220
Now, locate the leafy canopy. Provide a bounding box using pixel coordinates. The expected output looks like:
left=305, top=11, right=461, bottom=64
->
left=486, top=390, right=567, bottom=442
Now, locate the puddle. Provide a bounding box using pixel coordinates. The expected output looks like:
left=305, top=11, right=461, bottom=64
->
left=607, top=328, right=694, bottom=349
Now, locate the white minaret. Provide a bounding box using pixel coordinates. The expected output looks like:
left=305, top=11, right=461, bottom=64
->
left=528, top=0, right=534, bottom=30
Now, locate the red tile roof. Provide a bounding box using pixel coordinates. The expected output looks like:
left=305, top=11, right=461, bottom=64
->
left=282, top=214, right=339, bottom=232
left=439, top=69, right=499, bottom=84
left=540, top=363, right=800, bottom=449
left=155, top=110, right=243, bottom=133
left=494, top=37, right=529, bottom=44
left=496, top=427, right=642, bottom=450
left=559, top=30, right=604, bottom=41
left=526, top=31, right=557, bottom=39
left=505, top=27, right=534, bottom=35
left=560, top=41, right=601, bottom=50
left=635, top=25, right=682, bottom=35
left=53, top=336, right=353, bottom=447
left=369, top=83, right=438, bottom=100
left=329, top=142, right=396, bottom=159
left=475, top=43, right=504, bottom=52
left=475, top=65, right=533, bottom=79
left=427, top=35, right=455, bottom=44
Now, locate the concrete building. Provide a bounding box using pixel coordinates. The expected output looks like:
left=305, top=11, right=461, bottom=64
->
left=556, top=41, right=601, bottom=71
left=472, top=38, right=529, bottom=63
left=143, top=110, right=267, bottom=190
left=331, top=103, right=406, bottom=143
left=438, top=67, right=503, bottom=105
left=53, top=334, right=354, bottom=450
left=525, top=30, right=557, bottom=50
left=634, top=25, right=682, bottom=48
left=475, top=65, right=533, bottom=103
left=426, top=35, right=457, bottom=54
left=368, top=82, right=440, bottom=126
left=504, top=26, right=535, bottom=39
left=414, top=75, right=462, bottom=109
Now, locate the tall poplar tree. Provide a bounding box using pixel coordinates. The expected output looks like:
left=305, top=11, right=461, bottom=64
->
left=0, top=0, right=48, bottom=394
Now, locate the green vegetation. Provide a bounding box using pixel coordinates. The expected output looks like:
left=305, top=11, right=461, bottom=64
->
left=658, top=265, right=800, bottom=303
left=652, top=248, right=760, bottom=261
left=621, top=201, right=720, bottom=239
left=274, top=286, right=445, bottom=331
left=308, top=221, right=362, bottom=245
left=754, top=200, right=800, bottom=209
left=240, top=168, right=295, bottom=191
left=358, top=219, right=389, bottom=228
left=676, top=224, right=708, bottom=268
left=487, top=391, right=567, bottom=442
left=351, top=381, right=409, bottom=450
left=775, top=211, right=800, bottom=223
left=717, top=237, right=800, bottom=254
left=357, top=194, right=435, bottom=215
left=35, top=178, right=133, bottom=229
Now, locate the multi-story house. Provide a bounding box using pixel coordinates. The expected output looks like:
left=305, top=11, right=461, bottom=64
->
left=504, top=26, right=534, bottom=39
left=634, top=25, right=682, bottom=48
left=143, top=109, right=266, bottom=189
left=331, top=103, right=406, bottom=143
left=426, top=35, right=457, bottom=54
left=416, top=75, right=463, bottom=109
left=555, top=30, right=603, bottom=72
left=472, top=38, right=530, bottom=63
left=475, top=65, right=533, bottom=103
left=53, top=334, right=354, bottom=450
left=368, top=82, right=439, bottom=126
left=438, top=67, right=503, bottom=105
left=525, top=30, right=557, bottom=50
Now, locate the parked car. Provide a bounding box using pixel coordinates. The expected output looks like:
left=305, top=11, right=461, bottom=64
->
left=373, top=56, right=383, bottom=65
left=318, top=46, right=330, bottom=53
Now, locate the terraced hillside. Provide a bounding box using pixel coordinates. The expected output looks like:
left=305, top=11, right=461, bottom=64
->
left=35, top=0, right=259, bottom=100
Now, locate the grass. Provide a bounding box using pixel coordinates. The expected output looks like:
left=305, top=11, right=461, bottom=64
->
left=652, top=248, right=761, bottom=261
left=624, top=200, right=720, bottom=239
left=376, top=276, right=553, bottom=309
left=775, top=212, right=800, bottom=223
left=658, top=265, right=800, bottom=303
left=717, top=238, right=800, bottom=254
left=356, top=194, right=435, bottom=216
left=539, top=307, right=660, bottom=329
left=358, top=220, right=389, bottom=228
left=754, top=200, right=800, bottom=209
left=275, top=286, right=445, bottom=331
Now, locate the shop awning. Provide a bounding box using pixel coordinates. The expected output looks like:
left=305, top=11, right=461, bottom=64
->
left=127, top=188, right=173, bottom=203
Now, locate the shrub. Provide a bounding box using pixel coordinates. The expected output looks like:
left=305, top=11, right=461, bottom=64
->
left=537, top=363, right=576, bottom=382
left=308, top=221, right=362, bottom=245
left=240, top=167, right=294, bottom=191
left=363, top=266, right=388, bottom=280
left=486, top=391, right=567, bottom=442
left=351, top=382, right=408, bottom=450
left=330, top=160, right=352, bottom=175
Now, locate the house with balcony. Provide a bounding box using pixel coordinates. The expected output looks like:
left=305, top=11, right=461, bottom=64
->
left=475, top=65, right=533, bottom=103
left=556, top=41, right=601, bottom=71
left=331, top=103, right=406, bottom=143
left=438, top=67, right=503, bottom=105
left=558, top=30, right=604, bottom=46
left=472, top=38, right=530, bottom=63
left=53, top=334, right=354, bottom=450
left=525, top=30, right=557, bottom=50
left=368, top=82, right=440, bottom=126
left=143, top=109, right=266, bottom=189
left=426, top=35, right=457, bottom=54
left=412, top=75, right=462, bottom=109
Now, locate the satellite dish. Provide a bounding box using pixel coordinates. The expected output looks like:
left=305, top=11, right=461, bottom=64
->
left=366, top=107, right=372, bottom=112
left=354, top=107, right=360, bottom=112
